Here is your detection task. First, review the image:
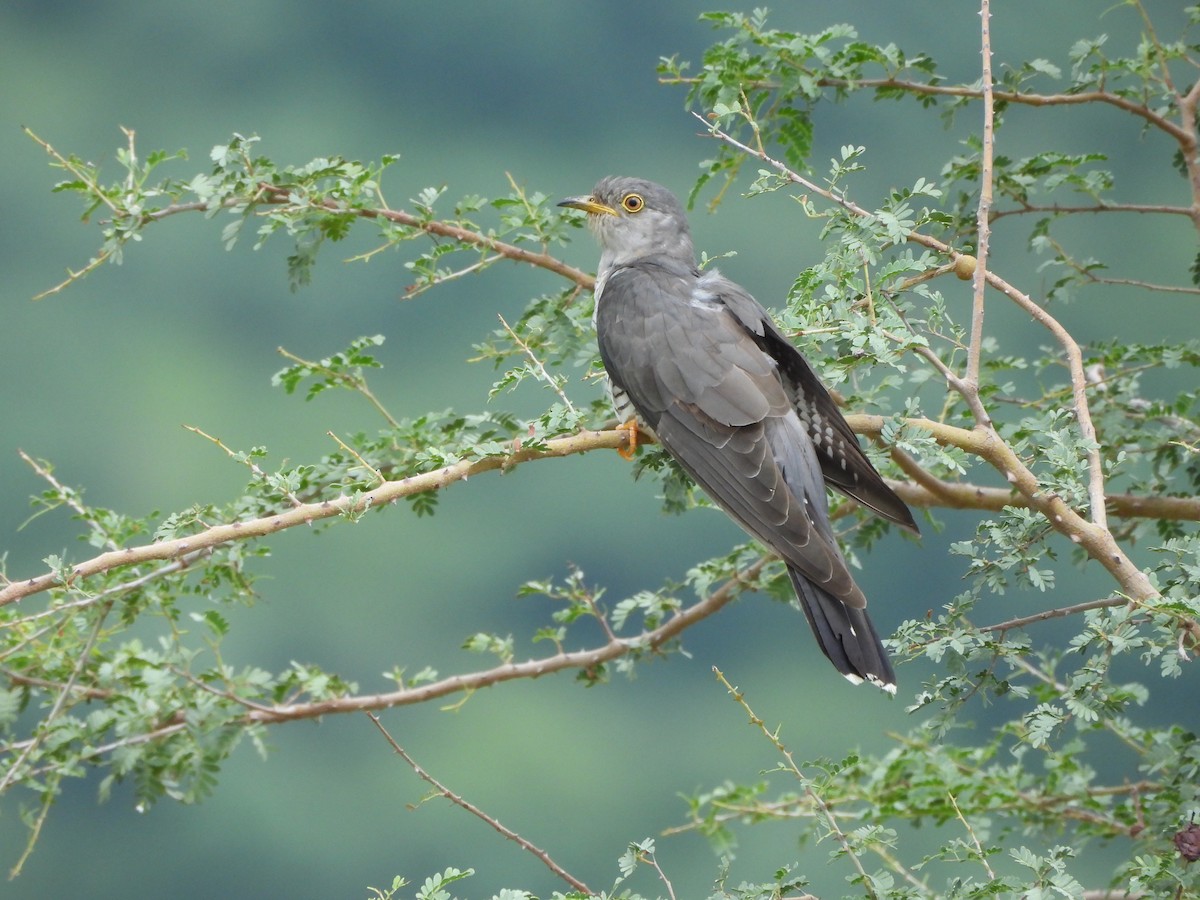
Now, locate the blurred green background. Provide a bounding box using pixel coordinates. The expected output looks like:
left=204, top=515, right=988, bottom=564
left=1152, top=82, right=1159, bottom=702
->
left=1, top=2, right=1194, bottom=897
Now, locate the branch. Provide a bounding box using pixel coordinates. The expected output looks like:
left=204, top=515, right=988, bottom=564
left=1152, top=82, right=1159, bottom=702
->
left=981, top=596, right=1133, bottom=634
left=666, top=74, right=1197, bottom=150
left=2, top=556, right=772, bottom=774
left=698, top=120, right=1143, bottom=594
left=991, top=201, right=1197, bottom=221
left=367, top=714, right=591, bottom=895
left=146, top=184, right=597, bottom=291
left=0, top=429, right=629, bottom=608
left=886, top=476, right=1200, bottom=523
left=979, top=270, right=1108, bottom=530
left=244, top=556, right=769, bottom=725
left=967, top=0, right=994, bottom=390
left=858, top=80, right=1196, bottom=148
left=9, top=415, right=1194, bottom=613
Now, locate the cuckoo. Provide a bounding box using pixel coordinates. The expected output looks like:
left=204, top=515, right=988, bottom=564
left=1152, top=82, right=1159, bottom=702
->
left=559, top=176, right=918, bottom=691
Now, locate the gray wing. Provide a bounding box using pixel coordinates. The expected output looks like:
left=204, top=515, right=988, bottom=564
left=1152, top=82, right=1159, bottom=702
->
left=595, top=261, right=864, bottom=606
left=717, top=278, right=919, bottom=534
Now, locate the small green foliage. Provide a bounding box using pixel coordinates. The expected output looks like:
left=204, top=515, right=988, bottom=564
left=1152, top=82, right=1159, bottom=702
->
left=461, top=632, right=514, bottom=664
left=415, top=867, right=474, bottom=900
left=13, top=4, right=1200, bottom=897
left=272, top=335, right=386, bottom=402
left=610, top=590, right=681, bottom=633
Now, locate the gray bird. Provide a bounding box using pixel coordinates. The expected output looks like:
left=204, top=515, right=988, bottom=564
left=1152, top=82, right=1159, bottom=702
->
left=559, top=176, right=918, bottom=691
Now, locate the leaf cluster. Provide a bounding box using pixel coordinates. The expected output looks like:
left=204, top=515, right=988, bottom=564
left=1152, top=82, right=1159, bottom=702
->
left=6, top=2, right=1200, bottom=897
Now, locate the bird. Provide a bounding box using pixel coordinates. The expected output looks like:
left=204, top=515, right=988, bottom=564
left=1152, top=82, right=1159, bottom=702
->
left=558, top=176, right=919, bottom=692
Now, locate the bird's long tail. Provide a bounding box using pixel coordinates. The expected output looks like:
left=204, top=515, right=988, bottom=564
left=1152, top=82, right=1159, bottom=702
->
left=788, top=569, right=896, bottom=692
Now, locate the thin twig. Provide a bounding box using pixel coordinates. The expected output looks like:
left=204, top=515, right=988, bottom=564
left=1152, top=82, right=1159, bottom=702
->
left=274, top=345, right=401, bottom=430
left=991, top=201, right=1196, bottom=220
left=635, top=843, right=677, bottom=900
left=948, top=790, right=996, bottom=880
left=400, top=252, right=504, bottom=299
left=497, top=313, right=578, bottom=415
left=967, top=0, right=993, bottom=389
left=184, top=424, right=305, bottom=507
left=326, top=431, right=385, bottom=486
left=712, top=667, right=878, bottom=899
left=982, top=596, right=1131, bottom=633
left=366, top=713, right=591, bottom=895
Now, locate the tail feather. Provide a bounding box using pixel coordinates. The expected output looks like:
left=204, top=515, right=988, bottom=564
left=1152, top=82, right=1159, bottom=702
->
left=788, top=569, right=896, bottom=692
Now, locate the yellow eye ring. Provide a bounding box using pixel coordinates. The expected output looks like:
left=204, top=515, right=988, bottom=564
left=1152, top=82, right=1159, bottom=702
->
left=621, top=193, right=644, bottom=213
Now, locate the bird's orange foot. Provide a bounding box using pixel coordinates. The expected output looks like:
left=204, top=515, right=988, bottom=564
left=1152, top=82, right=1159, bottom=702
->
left=616, top=418, right=640, bottom=460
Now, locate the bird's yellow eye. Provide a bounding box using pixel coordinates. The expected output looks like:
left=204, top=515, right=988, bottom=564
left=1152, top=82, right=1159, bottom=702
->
left=621, top=193, right=644, bottom=213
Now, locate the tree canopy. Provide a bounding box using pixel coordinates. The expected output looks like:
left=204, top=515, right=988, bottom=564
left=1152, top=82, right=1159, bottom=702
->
left=3, top=3, right=1199, bottom=898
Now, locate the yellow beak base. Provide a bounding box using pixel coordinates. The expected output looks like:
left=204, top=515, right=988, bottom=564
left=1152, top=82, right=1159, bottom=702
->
left=557, top=195, right=618, bottom=216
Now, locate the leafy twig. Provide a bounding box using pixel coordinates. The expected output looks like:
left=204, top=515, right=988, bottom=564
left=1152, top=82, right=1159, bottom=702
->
left=497, top=313, right=578, bottom=415
left=948, top=790, right=996, bottom=880
left=1, top=428, right=632, bottom=608
left=185, top=424, right=305, bottom=507
left=326, top=431, right=385, bottom=486
left=2, top=595, right=116, bottom=877
left=275, top=345, right=400, bottom=429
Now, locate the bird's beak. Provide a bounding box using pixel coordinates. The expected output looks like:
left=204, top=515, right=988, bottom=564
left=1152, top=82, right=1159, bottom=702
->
left=557, top=195, right=617, bottom=216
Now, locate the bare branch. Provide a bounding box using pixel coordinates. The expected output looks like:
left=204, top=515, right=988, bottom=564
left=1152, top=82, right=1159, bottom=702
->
left=367, top=714, right=591, bottom=895
left=967, top=0, right=995, bottom=390
left=991, top=201, right=1196, bottom=221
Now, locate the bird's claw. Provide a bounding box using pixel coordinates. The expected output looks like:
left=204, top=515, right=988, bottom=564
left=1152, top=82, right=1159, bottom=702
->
left=616, top=418, right=640, bottom=460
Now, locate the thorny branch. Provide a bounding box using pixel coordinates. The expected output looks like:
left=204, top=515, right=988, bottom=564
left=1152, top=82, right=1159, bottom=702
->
left=3, top=557, right=772, bottom=765
left=367, top=714, right=592, bottom=895
left=5, top=412, right=1194, bottom=613
left=695, top=116, right=1151, bottom=601
left=1, top=428, right=631, bottom=608
left=713, top=667, right=925, bottom=896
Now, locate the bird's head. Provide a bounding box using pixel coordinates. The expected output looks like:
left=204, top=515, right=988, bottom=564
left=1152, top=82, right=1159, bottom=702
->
left=558, top=176, right=695, bottom=267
